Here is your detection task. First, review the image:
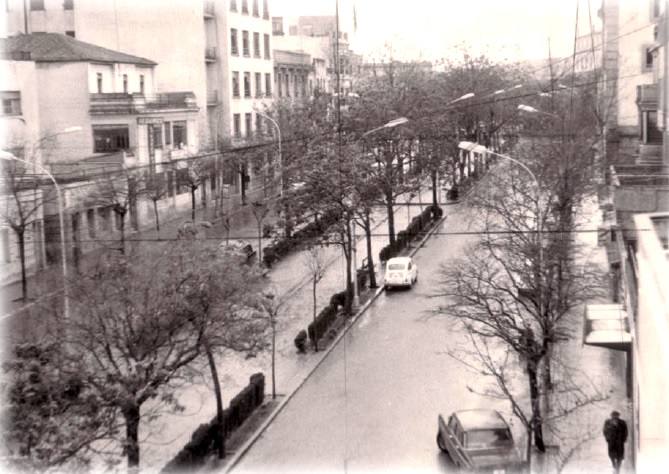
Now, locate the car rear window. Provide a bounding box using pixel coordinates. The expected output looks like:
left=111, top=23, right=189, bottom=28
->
left=465, top=429, right=512, bottom=448
left=388, top=263, right=406, bottom=270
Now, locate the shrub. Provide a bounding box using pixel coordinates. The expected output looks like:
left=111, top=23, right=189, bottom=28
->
left=329, top=291, right=347, bottom=309
left=307, top=303, right=338, bottom=344
left=431, top=205, right=443, bottom=219
left=356, top=268, right=368, bottom=290
left=294, top=330, right=307, bottom=353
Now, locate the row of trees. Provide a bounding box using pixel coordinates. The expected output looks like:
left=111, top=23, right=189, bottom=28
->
left=434, top=65, right=611, bottom=467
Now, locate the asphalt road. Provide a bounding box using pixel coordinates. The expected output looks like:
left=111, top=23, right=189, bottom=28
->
left=232, top=206, right=524, bottom=474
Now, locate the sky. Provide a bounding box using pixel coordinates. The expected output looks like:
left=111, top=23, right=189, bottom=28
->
left=272, top=0, right=603, bottom=63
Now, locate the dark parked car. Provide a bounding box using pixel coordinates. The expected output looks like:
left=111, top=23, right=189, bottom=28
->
left=437, top=409, right=523, bottom=473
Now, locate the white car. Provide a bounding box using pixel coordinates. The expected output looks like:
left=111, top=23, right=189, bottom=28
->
left=384, top=256, right=418, bottom=290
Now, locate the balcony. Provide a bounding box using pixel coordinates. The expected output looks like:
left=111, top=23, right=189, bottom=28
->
left=204, top=0, right=215, bottom=17
left=609, top=164, right=669, bottom=240
left=205, top=46, right=218, bottom=62
left=89, top=92, right=198, bottom=115
left=636, top=83, right=658, bottom=110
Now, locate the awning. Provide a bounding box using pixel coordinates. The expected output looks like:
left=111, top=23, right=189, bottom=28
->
left=458, top=141, right=488, bottom=154
left=583, top=303, right=632, bottom=351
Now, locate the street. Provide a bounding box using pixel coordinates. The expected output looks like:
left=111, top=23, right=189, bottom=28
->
left=232, top=205, right=523, bottom=474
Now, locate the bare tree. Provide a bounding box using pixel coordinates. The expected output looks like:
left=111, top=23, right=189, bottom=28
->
left=140, top=170, right=167, bottom=233
left=252, top=288, right=286, bottom=399
left=90, top=167, right=141, bottom=255
left=250, top=199, right=270, bottom=266
left=303, top=245, right=327, bottom=351
left=1, top=159, right=46, bottom=300
left=6, top=238, right=270, bottom=471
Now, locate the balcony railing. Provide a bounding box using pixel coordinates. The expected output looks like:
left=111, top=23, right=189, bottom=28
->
left=89, top=92, right=198, bottom=115
left=205, top=46, right=218, bottom=61
left=636, top=83, right=658, bottom=109
left=612, top=164, right=669, bottom=186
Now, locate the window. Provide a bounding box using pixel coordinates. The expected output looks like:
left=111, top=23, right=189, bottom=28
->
left=123, top=74, right=128, bottom=93
left=263, top=34, right=270, bottom=59
left=242, top=30, right=249, bottom=56
left=86, top=209, right=96, bottom=238
left=243, top=72, right=251, bottom=97
left=164, top=121, right=172, bottom=145
left=96, top=73, right=103, bottom=93
left=1, top=228, right=10, bottom=263
left=255, top=113, right=262, bottom=136
left=252, top=0, right=258, bottom=16
left=232, top=71, right=240, bottom=97
left=65, top=30, right=75, bottom=37
left=233, top=113, right=241, bottom=137
left=263, top=0, right=269, bottom=19
left=139, top=75, right=145, bottom=94
left=151, top=124, right=163, bottom=149
left=265, top=73, right=272, bottom=97
left=63, top=0, right=74, bottom=10
left=253, top=32, right=260, bottom=57
left=643, top=46, right=654, bottom=71
left=230, top=0, right=237, bottom=11
left=241, top=0, right=248, bottom=14
left=230, top=28, right=238, bottom=55
left=254, top=72, right=262, bottom=97
left=245, top=113, right=252, bottom=137
left=30, top=0, right=44, bottom=10
left=93, top=125, right=129, bottom=153
left=1, top=91, right=21, bottom=116
left=172, top=121, right=187, bottom=148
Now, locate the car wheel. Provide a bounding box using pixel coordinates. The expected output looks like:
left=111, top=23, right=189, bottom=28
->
left=436, top=432, right=447, bottom=452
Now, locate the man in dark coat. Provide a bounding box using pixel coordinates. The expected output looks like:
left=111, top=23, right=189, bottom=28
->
left=603, top=410, right=628, bottom=473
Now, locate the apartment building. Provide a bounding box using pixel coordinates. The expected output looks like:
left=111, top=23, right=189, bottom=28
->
left=587, top=0, right=669, bottom=470
left=0, top=33, right=205, bottom=275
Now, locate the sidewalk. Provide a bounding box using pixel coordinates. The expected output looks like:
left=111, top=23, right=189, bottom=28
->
left=540, top=196, right=632, bottom=474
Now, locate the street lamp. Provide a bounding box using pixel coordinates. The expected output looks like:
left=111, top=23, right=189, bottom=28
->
left=449, top=92, right=475, bottom=105
left=256, top=111, right=283, bottom=197
left=351, top=117, right=410, bottom=309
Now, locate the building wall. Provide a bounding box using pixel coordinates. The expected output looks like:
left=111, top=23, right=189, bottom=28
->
left=70, top=0, right=210, bottom=148
left=225, top=1, right=273, bottom=139
left=35, top=62, right=90, bottom=164
left=616, top=0, right=657, bottom=130
left=633, top=212, right=669, bottom=472
left=0, top=59, right=40, bottom=157
left=4, top=0, right=75, bottom=35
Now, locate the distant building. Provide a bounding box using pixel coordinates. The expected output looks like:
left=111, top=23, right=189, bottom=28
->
left=573, top=31, right=602, bottom=74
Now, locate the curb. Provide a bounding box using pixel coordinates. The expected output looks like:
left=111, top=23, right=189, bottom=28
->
left=222, top=211, right=450, bottom=473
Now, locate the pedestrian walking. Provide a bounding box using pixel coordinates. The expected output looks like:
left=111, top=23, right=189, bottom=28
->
left=603, top=410, right=628, bottom=473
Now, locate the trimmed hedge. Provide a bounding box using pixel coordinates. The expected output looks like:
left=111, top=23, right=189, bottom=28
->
left=162, top=373, right=265, bottom=472
left=263, top=208, right=343, bottom=267
left=378, top=205, right=442, bottom=263
left=307, top=302, right=339, bottom=345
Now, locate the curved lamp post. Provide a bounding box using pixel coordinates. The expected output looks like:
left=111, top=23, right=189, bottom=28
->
left=352, top=117, right=410, bottom=308
left=256, top=111, right=283, bottom=198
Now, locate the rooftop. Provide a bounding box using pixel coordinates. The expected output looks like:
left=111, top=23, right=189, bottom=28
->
left=0, top=33, right=156, bottom=66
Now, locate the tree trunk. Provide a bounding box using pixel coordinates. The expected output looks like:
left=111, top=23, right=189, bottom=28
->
left=431, top=169, right=438, bottom=206
left=257, top=222, right=263, bottom=267
left=122, top=403, right=141, bottom=471
left=385, top=194, right=396, bottom=245
left=363, top=214, right=377, bottom=288
left=312, top=280, right=318, bottom=352
left=17, top=229, right=27, bottom=301
left=205, top=342, right=225, bottom=459
left=527, top=359, right=546, bottom=452
left=271, top=319, right=276, bottom=399
left=344, top=221, right=353, bottom=315
left=190, top=187, right=196, bottom=221
left=119, top=211, right=126, bottom=255
left=152, top=199, right=160, bottom=232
